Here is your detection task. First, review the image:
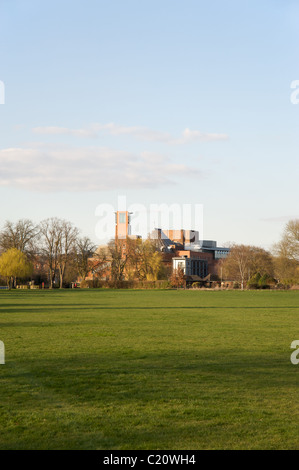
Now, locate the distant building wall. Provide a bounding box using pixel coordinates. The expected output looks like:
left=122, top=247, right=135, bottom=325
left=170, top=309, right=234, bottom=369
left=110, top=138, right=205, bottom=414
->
left=172, top=257, right=208, bottom=278
left=163, top=229, right=199, bottom=246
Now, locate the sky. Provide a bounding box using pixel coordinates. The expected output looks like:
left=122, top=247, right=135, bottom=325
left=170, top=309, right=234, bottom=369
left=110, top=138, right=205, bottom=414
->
left=0, top=0, right=299, bottom=249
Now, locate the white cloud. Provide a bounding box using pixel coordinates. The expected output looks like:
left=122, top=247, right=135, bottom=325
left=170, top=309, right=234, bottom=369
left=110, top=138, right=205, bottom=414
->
left=169, top=128, right=229, bottom=144
left=32, top=123, right=228, bottom=145
left=33, top=126, right=98, bottom=138
left=0, top=145, right=201, bottom=192
left=93, top=123, right=172, bottom=142
left=180, top=128, right=229, bottom=143
left=32, top=123, right=171, bottom=142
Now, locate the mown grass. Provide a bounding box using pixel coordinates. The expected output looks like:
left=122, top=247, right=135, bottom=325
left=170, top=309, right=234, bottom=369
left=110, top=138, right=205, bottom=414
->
left=0, top=288, right=298, bottom=449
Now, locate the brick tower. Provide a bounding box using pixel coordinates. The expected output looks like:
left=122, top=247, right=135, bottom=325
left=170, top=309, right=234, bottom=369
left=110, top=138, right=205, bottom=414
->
left=115, top=211, right=131, bottom=240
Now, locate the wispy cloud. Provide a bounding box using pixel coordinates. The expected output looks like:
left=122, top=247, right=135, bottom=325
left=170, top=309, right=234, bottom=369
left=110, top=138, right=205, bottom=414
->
left=0, top=145, right=201, bottom=192
left=32, top=123, right=229, bottom=144
left=94, top=123, right=172, bottom=142
left=172, top=128, right=229, bottom=144
left=33, top=126, right=98, bottom=138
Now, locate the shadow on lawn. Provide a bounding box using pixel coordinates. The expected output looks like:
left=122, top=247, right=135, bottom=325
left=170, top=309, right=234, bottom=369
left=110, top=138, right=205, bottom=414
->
left=0, top=321, right=89, bottom=328
left=3, top=348, right=296, bottom=403
left=0, top=304, right=299, bottom=310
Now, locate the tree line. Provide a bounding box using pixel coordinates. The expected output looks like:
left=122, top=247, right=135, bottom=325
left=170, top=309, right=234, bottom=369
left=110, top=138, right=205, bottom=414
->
left=219, top=219, right=299, bottom=289
left=0, top=218, right=167, bottom=288
left=0, top=218, right=96, bottom=288
left=0, top=217, right=298, bottom=289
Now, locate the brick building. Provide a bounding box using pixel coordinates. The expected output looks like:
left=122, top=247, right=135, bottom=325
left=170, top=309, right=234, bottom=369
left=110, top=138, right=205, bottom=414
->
left=83, top=211, right=229, bottom=285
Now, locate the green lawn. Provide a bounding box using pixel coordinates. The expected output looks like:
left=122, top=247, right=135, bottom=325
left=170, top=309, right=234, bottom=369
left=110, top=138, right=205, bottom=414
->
left=0, top=288, right=298, bottom=450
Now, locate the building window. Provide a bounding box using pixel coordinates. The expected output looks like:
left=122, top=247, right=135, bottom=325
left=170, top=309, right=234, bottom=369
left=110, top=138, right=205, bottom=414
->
left=119, top=213, right=126, bottom=224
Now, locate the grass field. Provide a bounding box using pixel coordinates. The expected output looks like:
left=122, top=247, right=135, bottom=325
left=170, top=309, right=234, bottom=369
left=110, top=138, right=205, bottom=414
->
left=0, top=288, right=299, bottom=450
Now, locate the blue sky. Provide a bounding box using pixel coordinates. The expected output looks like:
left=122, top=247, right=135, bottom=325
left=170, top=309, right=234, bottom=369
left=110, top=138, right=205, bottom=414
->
left=0, top=0, right=298, bottom=248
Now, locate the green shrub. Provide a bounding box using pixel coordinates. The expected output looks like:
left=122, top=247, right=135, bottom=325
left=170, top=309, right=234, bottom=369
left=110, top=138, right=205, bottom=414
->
left=192, top=282, right=201, bottom=289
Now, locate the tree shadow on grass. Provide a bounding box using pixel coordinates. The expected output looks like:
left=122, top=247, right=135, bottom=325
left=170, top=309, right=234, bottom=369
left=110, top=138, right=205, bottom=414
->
left=1, top=304, right=298, bottom=310
left=2, top=349, right=296, bottom=402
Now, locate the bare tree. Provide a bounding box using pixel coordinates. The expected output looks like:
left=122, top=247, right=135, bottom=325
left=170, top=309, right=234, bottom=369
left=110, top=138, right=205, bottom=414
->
left=39, top=218, right=62, bottom=288
left=40, top=218, right=79, bottom=288
left=0, top=219, right=39, bottom=258
left=249, top=246, right=274, bottom=278
left=273, top=219, right=299, bottom=285
left=275, top=219, right=299, bottom=262
left=222, top=244, right=274, bottom=289
left=90, top=245, right=110, bottom=281
left=108, top=239, right=128, bottom=284
left=74, top=236, right=96, bottom=280
left=222, top=244, right=251, bottom=289
left=57, top=220, right=79, bottom=288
